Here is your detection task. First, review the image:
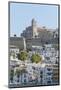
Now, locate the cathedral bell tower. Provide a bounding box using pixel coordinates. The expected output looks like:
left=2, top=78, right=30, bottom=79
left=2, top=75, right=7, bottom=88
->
left=32, top=18, right=38, bottom=38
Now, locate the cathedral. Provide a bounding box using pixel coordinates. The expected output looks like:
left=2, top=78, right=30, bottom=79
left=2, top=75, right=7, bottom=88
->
left=21, top=18, right=54, bottom=41
left=10, top=19, right=58, bottom=50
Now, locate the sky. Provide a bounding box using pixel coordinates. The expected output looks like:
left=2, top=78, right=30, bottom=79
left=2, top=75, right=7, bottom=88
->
left=10, top=2, right=58, bottom=37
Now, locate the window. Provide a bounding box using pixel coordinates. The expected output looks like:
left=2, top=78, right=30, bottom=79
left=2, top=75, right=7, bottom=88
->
left=24, top=73, right=26, bottom=78
left=47, top=81, right=51, bottom=84
left=46, top=42, right=48, bottom=44
left=47, top=73, right=52, bottom=75
left=40, top=71, right=43, bottom=74
left=17, top=79, right=19, bottom=82
left=24, top=79, right=26, bottom=83
left=47, top=68, right=52, bottom=71
left=10, top=77, right=13, bottom=83
left=45, top=57, right=50, bottom=60
left=17, top=74, right=20, bottom=78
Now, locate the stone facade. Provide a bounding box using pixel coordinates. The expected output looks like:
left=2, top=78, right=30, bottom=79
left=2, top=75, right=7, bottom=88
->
left=10, top=19, right=58, bottom=50
left=21, top=19, right=53, bottom=40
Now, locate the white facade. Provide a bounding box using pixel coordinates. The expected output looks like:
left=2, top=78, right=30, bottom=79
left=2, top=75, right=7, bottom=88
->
left=10, top=45, right=19, bottom=60
left=9, top=44, right=59, bottom=86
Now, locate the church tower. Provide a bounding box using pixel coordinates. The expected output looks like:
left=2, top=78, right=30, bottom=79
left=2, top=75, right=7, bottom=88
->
left=32, top=18, right=38, bottom=38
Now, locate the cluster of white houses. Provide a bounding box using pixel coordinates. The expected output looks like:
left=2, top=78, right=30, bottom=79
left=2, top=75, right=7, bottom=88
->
left=9, top=44, right=59, bottom=86
left=9, top=19, right=59, bottom=87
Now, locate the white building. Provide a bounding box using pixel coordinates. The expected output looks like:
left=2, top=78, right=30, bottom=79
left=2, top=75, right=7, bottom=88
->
left=9, top=44, right=59, bottom=86
left=10, top=45, right=19, bottom=59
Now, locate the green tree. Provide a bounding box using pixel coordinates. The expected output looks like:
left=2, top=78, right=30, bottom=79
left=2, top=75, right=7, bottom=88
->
left=31, top=54, right=42, bottom=63
left=18, top=51, right=28, bottom=61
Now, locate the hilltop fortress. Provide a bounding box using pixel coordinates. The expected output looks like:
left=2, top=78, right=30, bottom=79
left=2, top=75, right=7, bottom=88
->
left=10, top=19, right=58, bottom=50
